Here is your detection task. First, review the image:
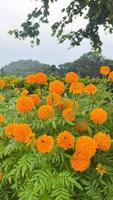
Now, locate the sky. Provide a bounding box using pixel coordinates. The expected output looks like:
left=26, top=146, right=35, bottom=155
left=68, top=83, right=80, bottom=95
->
left=0, top=0, right=113, bottom=68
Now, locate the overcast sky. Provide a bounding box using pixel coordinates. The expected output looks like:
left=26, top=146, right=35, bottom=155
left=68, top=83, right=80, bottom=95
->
left=0, top=0, right=113, bottom=68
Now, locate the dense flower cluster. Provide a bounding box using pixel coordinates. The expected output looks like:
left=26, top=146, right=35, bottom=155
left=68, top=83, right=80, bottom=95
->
left=25, top=72, right=48, bottom=85
left=71, top=136, right=97, bottom=172
left=1, top=66, right=113, bottom=182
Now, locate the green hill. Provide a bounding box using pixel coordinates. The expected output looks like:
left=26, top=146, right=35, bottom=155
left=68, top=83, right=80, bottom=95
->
left=1, top=52, right=113, bottom=77
left=1, top=60, right=58, bottom=76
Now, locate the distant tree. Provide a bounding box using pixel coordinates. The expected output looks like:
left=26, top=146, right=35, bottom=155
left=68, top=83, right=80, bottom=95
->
left=59, top=51, right=113, bottom=77
left=9, top=0, right=113, bottom=51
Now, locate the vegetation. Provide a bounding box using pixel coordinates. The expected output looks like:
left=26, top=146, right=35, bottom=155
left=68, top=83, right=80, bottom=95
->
left=9, top=0, right=113, bottom=51
left=1, top=52, right=113, bottom=77
left=0, top=66, right=113, bottom=199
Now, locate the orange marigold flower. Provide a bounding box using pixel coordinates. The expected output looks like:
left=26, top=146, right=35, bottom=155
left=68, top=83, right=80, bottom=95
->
left=65, top=72, right=78, bottom=84
left=49, top=80, right=65, bottom=95
left=70, top=152, right=90, bottom=172
left=46, top=93, right=61, bottom=107
left=21, top=89, right=29, bottom=96
left=75, top=136, right=97, bottom=159
left=58, top=98, right=73, bottom=110
left=100, top=65, right=110, bottom=75
left=30, top=94, right=41, bottom=105
left=108, top=71, right=113, bottom=81
left=63, top=107, right=75, bottom=122
left=16, top=96, right=34, bottom=113
left=90, top=108, right=108, bottom=125
left=69, top=82, right=85, bottom=94
left=38, top=105, right=55, bottom=120
left=13, top=123, right=33, bottom=143
left=35, top=72, right=48, bottom=85
left=5, top=123, right=16, bottom=138
left=0, top=79, right=6, bottom=88
left=36, top=134, right=54, bottom=153
left=25, top=74, right=36, bottom=84
left=57, top=131, right=75, bottom=150
left=74, top=119, right=89, bottom=132
left=94, top=132, right=111, bottom=151
left=0, top=114, right=4, bottom=123
left=84, top=84, right=97, bottom=95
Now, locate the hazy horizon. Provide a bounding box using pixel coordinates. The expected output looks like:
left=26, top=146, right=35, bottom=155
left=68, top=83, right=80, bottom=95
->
left=0, top=0, right=113, bottom=68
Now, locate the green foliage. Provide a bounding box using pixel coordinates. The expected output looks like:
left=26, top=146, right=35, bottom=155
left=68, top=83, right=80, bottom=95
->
left=0, top=73, right=113, bottom=199
left=9, top=0, right=113, bottom=51
left=1, top=52, right=113, bottom=78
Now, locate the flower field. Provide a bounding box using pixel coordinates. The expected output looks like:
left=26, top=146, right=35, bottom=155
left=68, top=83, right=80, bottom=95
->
left=0, top=66, right=113, bottom=200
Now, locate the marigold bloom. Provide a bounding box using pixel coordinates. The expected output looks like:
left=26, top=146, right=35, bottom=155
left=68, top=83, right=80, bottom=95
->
left=75, top=136, right=97, bottom=159
left=13, top=123, right=33, bottom=143
left=63, top=107, right=75, bottom=122
left=38, top=105, right=55, bottom=120
left=0, top=173, right=3, bottom=181
left=58, top=98, right=73, bottom=110
left=69, top=82, right=85, bottom=94
left=96, top=164, right=107, bottom=175
left=74, top=119, right=89, bottom=132
left=16, top=96, right=34, bottom=113
left=25, top=74, right=36, bottom=84
left=94, top=132, right=111, bottom=151
left=100, top=65, right=110, bottom=75
left=36, top=134, right=54, bottom=153
left=84, top=84, right=97, bottom=95
left=65, top=72, right=78, bottom=84
left=30, top=94, right=41, bottom=105
left=0, top=79, right=6, bottom=88
left=49, top=80, right=65, bottom=95
left=21, top=89, right=29, bottom=96
left=0, top=114, right=4, bottom=123
left=0, top=95, right=5, bottom=101
left=108, top=71, right=113, bottom=81
left=70, top=152, right=90, bottom=172
left=46, top=93, right=61, bottom=107
left=57, top=131, right=74, bottom=150
left=90, top=108, right=108, bottom=125
left=35, top=72, right=48, bottom=85
left=5, top=123, right=16, bottom=138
